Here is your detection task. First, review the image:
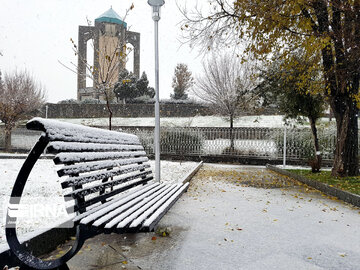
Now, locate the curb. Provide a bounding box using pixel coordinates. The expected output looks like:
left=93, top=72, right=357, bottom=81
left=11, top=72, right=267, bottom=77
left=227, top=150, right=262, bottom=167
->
left=266, top=164, right=360, bottom=208
left=181, top=161, right=203, bottom=185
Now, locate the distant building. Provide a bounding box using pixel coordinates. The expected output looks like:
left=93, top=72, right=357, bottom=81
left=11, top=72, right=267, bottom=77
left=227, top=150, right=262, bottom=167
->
left=77, top=7, right=140, bottom=101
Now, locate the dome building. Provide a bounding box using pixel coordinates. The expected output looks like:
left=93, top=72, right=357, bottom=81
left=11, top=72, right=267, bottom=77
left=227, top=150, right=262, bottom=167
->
left=77, top=7, right=140, bottom=101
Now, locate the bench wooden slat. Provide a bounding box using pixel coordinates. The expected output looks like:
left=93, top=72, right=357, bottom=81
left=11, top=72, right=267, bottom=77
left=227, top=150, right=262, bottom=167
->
left=54, top=150, right=147, bottom=165
left=61, top=163, right=151, bottom=188
left=73, top=182, right=159, bottom=222
left=129, top=183, right=189, bottom=229
left=142, top=183, right=189, bottom=231
left=64, top=170, right=153, bottom=199
left=103, top=185, right=178, bottom=229
left=57, top=157, right=149, bottom=177
left=81, top=184, right=167, bottom=226
left=27, top=117, right=140, bottom=145
left=48, top=141, right=144, bottom=153
left=116, top=184, right=184, bottom=229
left=71, top=177, right=152, bottom=213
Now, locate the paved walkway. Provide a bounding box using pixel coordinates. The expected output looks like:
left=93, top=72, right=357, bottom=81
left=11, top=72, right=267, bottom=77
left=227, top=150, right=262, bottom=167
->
left=54, top=164, right=360, bottom=269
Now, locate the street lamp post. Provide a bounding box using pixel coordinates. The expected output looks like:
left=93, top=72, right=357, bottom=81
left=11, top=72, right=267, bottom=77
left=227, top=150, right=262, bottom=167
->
left=148, top=0, right=164, bottom=183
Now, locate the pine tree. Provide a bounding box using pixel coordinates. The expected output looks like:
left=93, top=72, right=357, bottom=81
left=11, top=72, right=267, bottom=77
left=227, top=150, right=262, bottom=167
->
left=114, top=69, right=138, bottom=103
left=171, top=63, right=193, bottom=100
left=114, top=70, right=155, bottom=103
left=136, top=72, right=155, bottom=98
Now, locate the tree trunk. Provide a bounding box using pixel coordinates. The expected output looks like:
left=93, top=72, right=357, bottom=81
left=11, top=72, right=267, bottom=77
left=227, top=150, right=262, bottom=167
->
left=4, top=128, right=12, bottom=152
left=229, top=114, right=234, bottom=151
left=308, top=116, right=322, bottom=172
left=331, top=97, right=359, bottom=176
left=102, top=85, right=113, bottom=131
left=106, top=102, right=113, bottom=131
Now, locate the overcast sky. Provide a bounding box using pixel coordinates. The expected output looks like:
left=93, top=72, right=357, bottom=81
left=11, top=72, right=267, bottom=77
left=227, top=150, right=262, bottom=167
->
left=0, top=0, right=206, bottom=102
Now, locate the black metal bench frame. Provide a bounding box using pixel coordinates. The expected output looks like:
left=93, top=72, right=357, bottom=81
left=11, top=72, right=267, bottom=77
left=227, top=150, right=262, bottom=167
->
left=5, top=118, right=188, bottom=270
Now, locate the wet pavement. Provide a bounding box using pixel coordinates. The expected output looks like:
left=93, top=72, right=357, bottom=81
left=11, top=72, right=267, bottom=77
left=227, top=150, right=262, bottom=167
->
left=46, top=164, right=360, bottom=269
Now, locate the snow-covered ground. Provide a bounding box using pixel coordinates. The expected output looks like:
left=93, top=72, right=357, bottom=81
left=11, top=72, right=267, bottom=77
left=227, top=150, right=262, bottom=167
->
left=63, top=164, right=360, bottom=269
left=0, top=158, right=198, bottom=245
left=4, top=115, right=336, bottom=128
left=54, top=115, right=300, bottom=128
left=143, top=165, right=360, bottom=270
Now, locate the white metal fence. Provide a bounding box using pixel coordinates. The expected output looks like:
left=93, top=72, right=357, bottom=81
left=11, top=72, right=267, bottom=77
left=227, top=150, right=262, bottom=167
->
left=117, top=126, right=340, bottom=163
left=0, top=125, right=344, bottom=164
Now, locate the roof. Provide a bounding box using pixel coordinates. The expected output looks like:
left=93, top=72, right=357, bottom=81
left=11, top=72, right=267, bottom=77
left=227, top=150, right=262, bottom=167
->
left=95, top=7, right=127, bottom=27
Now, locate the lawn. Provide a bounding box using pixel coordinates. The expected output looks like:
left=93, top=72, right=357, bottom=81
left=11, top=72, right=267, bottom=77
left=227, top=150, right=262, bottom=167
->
left=287, top=169, right=360, bottom=195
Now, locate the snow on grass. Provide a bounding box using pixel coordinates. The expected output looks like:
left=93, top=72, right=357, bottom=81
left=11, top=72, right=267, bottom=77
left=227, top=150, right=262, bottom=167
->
left=0, top=157, right=198, bottom=244
left=55, top=115, right=288, bottom=128
left=52, top=115, right=336, bottom=128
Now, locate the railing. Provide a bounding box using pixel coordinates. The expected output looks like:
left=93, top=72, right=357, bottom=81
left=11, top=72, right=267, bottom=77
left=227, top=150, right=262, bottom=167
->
left=117, top=126, right=341, bottom=163
left=0, top=125, right=346, bottom=164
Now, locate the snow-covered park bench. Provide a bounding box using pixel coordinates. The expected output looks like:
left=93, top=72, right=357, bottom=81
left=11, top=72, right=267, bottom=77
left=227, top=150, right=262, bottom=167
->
left=6, top=118, right=189, bottom=270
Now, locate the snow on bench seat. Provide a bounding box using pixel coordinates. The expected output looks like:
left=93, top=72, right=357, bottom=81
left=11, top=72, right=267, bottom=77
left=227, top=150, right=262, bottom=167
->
left=73, top=182, right=159, bottom=223
left=103, top=184, right=178, bottom=230
left=83, top=184, right=169, bottom=227
left=142, top=182, right=189, bottom=231
left=116, top=183, right=185, bottom=229
left=129, top=182, right=189, bottom=229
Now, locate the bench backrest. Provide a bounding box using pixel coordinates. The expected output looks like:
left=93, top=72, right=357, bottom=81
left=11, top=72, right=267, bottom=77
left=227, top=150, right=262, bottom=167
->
left=27, top=118, right=153, bottom=213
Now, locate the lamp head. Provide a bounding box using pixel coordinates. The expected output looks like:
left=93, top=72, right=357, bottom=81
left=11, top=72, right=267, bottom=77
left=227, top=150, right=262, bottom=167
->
left=147, top=0, right=165, bottom=7
left=148, top=0, right=165, bottom=21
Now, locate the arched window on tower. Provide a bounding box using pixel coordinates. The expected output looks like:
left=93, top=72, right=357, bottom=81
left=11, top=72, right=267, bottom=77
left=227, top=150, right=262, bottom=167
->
left=86, top=40, right=94, bottom=88
left=125, top=43, right=134, bottom=74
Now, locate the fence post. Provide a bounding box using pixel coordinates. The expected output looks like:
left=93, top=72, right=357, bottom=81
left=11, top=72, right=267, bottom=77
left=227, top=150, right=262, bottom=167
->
left=283, top=126, right=287, bottom=168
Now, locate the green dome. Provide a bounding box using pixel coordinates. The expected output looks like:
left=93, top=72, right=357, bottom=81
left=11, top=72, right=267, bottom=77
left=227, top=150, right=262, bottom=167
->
left=95, top=7, right=127, bottom=27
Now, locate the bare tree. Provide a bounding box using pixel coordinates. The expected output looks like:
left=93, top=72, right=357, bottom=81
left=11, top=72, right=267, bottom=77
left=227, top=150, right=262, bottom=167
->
left=194, top=54, right=258, bottom=152
left=0, top=70, right=46, bottom=151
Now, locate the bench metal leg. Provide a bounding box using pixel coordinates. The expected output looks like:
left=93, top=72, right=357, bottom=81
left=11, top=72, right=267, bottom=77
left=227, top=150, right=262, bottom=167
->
left=6, top=226, right=87, bottom=270
left=5, top=136, right=88, bottom=269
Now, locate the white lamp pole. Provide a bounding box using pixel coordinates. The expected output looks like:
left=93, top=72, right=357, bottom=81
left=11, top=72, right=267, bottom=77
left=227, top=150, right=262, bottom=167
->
left=148, top=0, right=164, bottom=183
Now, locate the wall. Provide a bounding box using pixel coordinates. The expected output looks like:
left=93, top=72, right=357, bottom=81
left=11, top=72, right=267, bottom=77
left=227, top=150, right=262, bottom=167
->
left=39, top=103, right=215, bottom=118
left=38, top=103, right=280, bottom=119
